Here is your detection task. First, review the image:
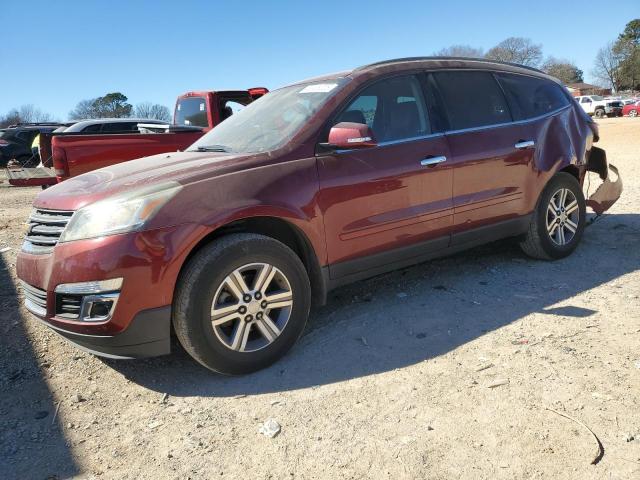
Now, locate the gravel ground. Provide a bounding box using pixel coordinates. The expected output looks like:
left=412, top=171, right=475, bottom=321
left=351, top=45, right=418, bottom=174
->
left=1, top=117, right=639, bottom=479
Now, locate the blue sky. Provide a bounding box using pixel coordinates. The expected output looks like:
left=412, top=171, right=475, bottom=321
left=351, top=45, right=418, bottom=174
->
left=1, top=0, right=638, bottom=120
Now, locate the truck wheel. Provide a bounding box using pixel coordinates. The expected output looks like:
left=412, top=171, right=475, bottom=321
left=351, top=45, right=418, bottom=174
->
left=594, top=108, right=605, bottom=118
left=630, top=109, right=638, bottom=117
left=173, top=233, right=311, bottom=375
left=519, top=172, right=586, bottom=260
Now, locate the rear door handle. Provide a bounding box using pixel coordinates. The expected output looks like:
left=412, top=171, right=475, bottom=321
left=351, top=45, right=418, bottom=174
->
left=515, top=140, right=535, bottom=149
left=420, top=155, right=447, bottom=167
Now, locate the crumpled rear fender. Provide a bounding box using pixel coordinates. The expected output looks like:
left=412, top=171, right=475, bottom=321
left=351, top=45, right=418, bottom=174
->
left=585, top=146, right=622, bottom=215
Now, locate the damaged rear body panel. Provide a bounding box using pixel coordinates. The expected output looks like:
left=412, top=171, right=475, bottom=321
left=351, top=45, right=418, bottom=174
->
left=584, top=146, right=622, bottom=215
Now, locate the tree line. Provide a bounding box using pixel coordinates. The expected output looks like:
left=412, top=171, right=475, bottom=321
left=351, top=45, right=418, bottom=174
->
left=592, top=19, right=639, bottom=92
left=0, top=93, right=171, bottom=128
left=435, top=19, right=639, bottom=91
left=434, top=38, right=584, bottom=84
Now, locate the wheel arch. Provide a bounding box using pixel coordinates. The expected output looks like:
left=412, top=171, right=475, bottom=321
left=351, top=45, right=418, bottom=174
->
left=179, top=215, right=328, bottom=307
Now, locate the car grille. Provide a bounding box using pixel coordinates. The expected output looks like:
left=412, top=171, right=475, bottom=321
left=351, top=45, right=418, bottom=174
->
left=19, top=281, right=48, bottom=316
left=56, top=294, right=83, bottom=320
left=23, top=208, right=74, bottom=254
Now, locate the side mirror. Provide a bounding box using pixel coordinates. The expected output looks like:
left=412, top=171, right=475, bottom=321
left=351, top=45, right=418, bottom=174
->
left=324, top=122, right=377, bottom=150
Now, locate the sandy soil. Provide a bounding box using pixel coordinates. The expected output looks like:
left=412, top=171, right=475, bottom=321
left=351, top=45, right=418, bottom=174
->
left=1, top=117, right=639, bottom=480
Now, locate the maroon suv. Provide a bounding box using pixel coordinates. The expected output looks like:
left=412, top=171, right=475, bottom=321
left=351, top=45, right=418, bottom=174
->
left=16, top=58, right=622, bottom=374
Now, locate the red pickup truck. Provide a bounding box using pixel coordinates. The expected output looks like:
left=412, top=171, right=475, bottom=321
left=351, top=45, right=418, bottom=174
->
left=7, top=88, right=267, bottom=187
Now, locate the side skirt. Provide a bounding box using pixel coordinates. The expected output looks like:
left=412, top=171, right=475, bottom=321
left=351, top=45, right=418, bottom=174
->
left=323, top=215, right=531, bottom=292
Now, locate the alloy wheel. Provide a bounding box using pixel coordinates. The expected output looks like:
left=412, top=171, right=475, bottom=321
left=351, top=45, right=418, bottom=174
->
left=546, top=188, right=580, bottom=246
left=210, top=263, right=293, bottom=352
left=630, top=110, right=638, bottom=117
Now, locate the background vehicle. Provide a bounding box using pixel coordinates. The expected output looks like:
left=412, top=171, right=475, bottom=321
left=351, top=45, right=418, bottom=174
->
left=622, top=100, right=640, bottom=117
left=59, top=118, right=167, bottom=134
left=0, top=122, right=69, bottom=167
left=16, top=58, right=621, bottom=375
left=6, top=88, right=268, bottom=187
left=575, top=95, right=624, bottom=118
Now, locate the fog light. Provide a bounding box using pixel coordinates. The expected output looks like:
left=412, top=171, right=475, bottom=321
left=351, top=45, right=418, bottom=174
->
left=55, top=279, right=122, bottom=322
left=79, top=293, right=119, bottom=322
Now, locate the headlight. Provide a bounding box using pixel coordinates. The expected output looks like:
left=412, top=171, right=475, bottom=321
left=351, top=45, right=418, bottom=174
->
left=59, top=182, right=182, bottom=243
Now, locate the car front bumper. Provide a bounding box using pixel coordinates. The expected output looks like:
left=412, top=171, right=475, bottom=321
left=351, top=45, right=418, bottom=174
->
left=38, top=306, right=171, bottom=359
left=15, top=224, right=200, bottom=358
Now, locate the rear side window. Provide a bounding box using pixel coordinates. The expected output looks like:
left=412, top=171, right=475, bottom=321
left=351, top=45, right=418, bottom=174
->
left=432, top=71, right=511, bottom=130
left=101, top=122, right=137, bottom=133
left=497, top=74, right=569, bottom=120
left=175, top=97, right=208, bottom=127
left=82, top=124, right=102, bottom=133
left=336, top=74, right=430, bottom=142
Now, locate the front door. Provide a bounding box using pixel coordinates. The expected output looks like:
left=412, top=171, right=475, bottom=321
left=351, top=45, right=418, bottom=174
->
left=316, top=74, right=453, bottom=278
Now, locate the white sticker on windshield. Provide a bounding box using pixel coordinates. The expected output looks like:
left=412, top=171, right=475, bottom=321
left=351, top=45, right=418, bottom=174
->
left=199, top=103, right=205, bottom=111
left=300, top=83, right=338, bottom=94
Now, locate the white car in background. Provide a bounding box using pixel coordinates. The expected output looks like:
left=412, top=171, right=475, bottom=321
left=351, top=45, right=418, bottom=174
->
left=575, top=95, right=624, bottom=118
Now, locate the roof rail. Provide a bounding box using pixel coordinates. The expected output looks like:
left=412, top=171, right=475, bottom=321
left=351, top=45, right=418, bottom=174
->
left=7, top=122, right=66, bottom=128
left=354, top=56, right=546, bottom=75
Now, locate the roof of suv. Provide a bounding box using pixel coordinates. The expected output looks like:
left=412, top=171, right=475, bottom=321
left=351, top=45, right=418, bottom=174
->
left=291, top=57, right=561, bottom=88
left=353, top=56, right=559, bottom=82
left=63, top=118, right=165, bottom=132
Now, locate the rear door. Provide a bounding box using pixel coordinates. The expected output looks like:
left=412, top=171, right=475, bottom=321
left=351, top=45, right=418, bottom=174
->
left=317, top=74, right=453, bottom=277
left=431, top=70, right=533, bottom=244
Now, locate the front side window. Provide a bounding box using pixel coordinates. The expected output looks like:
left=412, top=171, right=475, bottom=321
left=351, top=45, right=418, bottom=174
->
left=497, top=74, right=569, bottom=120
left=175, top=96, right=208, bottom=127
left=432, top=71, right=511, bottom=130
left=335, top=75, right=429, bottom=142
left=189, top=79, right=347, bottom=154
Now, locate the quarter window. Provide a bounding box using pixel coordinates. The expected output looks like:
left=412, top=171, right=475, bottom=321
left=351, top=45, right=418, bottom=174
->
left=497, top=74, right=569, bottom=120
left=432, top=71, right=511, bottom=130
left=336, top=75, right=430, bottom=142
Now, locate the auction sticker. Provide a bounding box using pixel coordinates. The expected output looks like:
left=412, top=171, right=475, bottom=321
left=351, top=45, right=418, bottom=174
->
left=300, top=83, right=338, bottom=93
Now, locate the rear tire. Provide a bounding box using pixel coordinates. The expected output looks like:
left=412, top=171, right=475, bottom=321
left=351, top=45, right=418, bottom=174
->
left=594, top=108, right=605, bottom=119
left=172, top=233, right=311, bottom=375
left=519, top=173, right=586, bottom=260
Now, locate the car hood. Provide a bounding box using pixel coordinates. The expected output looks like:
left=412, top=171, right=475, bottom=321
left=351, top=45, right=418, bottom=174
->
left=34, top=150, right=257, bottom=211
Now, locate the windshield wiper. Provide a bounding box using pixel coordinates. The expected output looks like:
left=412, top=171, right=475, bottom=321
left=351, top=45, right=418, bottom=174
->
left=195, top=145, right=230, bottom=153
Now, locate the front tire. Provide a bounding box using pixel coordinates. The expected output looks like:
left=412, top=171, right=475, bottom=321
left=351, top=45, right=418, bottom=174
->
left=172, top=233, right=311, bottom=375
left=520, top=173, right=586, bottom=260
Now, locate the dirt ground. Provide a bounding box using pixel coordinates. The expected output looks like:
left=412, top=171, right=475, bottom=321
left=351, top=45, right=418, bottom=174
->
left=1, top=117, right=638, bottom=480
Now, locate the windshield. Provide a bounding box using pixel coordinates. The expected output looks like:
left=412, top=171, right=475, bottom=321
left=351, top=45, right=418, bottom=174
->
left=175, top=96, right=208, bottom=128
left=591, top=95, right=604, bottom=101
left=188, top=80, right=346, bottom=154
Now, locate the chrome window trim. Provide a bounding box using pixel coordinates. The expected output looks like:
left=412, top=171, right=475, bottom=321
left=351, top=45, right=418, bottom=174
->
left=442, top=104, right=572, bottom=136
left=331, top=104, right=569, bottom=154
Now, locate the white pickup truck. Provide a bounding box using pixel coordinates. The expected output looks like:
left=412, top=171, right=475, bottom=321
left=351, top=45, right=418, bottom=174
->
left=575, top=95, right=624, bottom=118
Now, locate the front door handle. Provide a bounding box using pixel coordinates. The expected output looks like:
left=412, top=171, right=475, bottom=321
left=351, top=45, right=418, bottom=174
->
left=420, top=155, right=447, bottom=167
left=515, top=140, right=535, bottom=149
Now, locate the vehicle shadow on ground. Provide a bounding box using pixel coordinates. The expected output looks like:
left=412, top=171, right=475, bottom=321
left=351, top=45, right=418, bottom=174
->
left=106, top=213, right=640, bottom=398
left=0, top=256, right=79, bottom=479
